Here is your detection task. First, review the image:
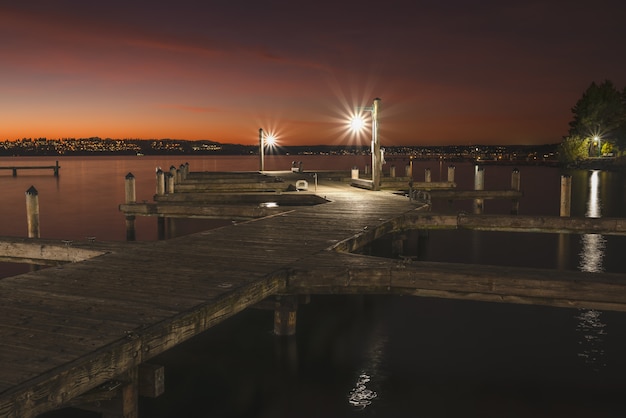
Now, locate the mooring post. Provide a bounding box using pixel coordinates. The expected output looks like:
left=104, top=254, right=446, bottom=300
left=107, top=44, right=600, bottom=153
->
left=125, top=173, right=136, bottom=204
left=351, top=166, right=359, bottom=179
left=166, top=173, right=175, bottom=194
left=424, top=168, right=431, bottom=183
left=178, top=164, right=185, bottom=182
left=390, top=165, right=396, bottom=178
left=25, top=186, right=40, bottom=238
left=364, top=164, right=370, bottom=175
left=54, top=160, right=60, bottom=176
left=274, top=295, right=298, bottom=336
left=405, top=164, right=412, bottom=178
left=447, top=165, right=455, bottom=183
left=560, top=174, right=572, bottom=217
left=511, top=168, right=520, bottom=215
left=169, top=166, right=177, bottom=184
left=473, top=165, right=485, bottom=214
left=184, top=162, right=190, bottom=179
left=156, top=169, right=165, bottom=196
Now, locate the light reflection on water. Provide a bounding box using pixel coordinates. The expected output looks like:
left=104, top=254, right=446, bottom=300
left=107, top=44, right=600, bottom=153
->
left=576, top=170, right=607, bottom=371
left=347, top=325, right=386, bottom=409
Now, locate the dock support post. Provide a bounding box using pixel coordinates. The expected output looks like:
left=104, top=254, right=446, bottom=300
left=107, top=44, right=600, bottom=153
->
left=125, top=173, right=136, bottom=204
left=405, top=164, right=412, bottom=178
left=170, top=166, right=176, bottom=184
left=156, top=169, right=165, bottom=196
left=447, top=165, right=455, bottom=182
left=364, top=164, right=370, bottom=175
left=54, top=160, right=60, bottom=176
left=424, top=168, right=431, bottom=183
left=26, top=186, right=40, bottom=238
left=274, top=295, right=298, bottom=336
left=179, top=164, right=185, bottom=182
left=560, top=175, right=572, bottom=217
left=125, top=216, right=136, bottom=241
left=351, top=166, right=359, bottom=179
left=184, top=162, right=189, bottom=179
left=473, top=165, right=485, bottom=214
left=511, top=168, right=520, bottom=215
left=96, top=368, right=139, bottom=418
left=390, top=165, right=396, bottom=178
left=166, top=173, right=175, bottom=194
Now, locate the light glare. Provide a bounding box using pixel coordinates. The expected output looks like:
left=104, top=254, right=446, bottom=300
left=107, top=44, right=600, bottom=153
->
left=349, top=116, right=366, bottom=132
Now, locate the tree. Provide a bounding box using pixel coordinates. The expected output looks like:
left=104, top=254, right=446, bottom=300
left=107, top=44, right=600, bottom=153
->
left=558, top=134, right=589, bottom=164
left=567, top=80, right=626, bottom=156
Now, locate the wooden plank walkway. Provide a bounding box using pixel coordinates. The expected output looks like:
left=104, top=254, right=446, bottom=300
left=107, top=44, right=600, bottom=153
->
left=2, top=172, right=626, bottom=416
left=0, top=179, right=423, bottom=417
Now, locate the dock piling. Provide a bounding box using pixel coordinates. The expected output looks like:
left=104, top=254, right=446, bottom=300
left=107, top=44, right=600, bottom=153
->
left=560, top=175, right=572, bottom=217
left=424, top=168, right=431, bottom=183
left=274, top=296, right=298, bottom=336
left=447, top=165, right=455, bottom=183
left=473, top=166, right=485, bottom=214
left=511, top=168, right=520, bottom=215
left=156, top=169, right=165, bottom=196
left=25, top=186, right=40, bottom=238
left=124, top=173, right=136, bottom=204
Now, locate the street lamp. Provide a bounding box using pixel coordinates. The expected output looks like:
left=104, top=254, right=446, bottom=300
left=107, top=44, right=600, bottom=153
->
left=593, top=135, right=601, bottom=157
left=259, top=128, right=277, bottom=172
left=350, top=98, right=382, bottom=190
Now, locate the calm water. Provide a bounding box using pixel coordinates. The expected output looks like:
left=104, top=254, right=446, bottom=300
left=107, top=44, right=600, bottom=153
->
left=1, top=155, right=626, bottom=417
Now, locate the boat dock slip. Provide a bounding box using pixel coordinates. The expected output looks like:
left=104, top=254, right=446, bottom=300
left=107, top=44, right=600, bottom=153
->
left=0, top=161, right=60, bottom=177
left=2, top=171, right=626, bottom=417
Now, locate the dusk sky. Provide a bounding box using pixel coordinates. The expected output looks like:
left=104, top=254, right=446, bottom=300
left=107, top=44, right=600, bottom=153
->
left=2, top=1, right=626, bottom=146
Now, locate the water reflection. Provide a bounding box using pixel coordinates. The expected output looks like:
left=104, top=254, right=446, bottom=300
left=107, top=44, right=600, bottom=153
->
left=576, top=170, right=607, bottom=370
left=347, top=325, right=386, bottom=409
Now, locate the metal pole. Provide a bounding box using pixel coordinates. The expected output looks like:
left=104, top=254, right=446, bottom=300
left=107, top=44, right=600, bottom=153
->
left=371, top=98, right=381, bottom=191
left=259, top=128, right=264, bottom=172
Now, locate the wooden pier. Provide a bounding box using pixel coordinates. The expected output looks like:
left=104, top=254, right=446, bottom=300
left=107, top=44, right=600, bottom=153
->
left=0, top=161, right=60, bottom=177
left=1, top=168, right=626, bottom=417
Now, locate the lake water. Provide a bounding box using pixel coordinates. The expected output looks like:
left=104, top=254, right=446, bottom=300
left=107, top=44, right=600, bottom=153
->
left=1, top=155, right=626, bottom=417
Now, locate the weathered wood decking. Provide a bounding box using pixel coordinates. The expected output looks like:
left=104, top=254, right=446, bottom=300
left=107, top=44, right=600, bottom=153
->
left=1, top=171, right=626, bottom=417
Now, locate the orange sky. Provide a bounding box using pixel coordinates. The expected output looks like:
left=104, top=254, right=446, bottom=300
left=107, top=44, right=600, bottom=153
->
left=2, top=1, right=626, bottom=146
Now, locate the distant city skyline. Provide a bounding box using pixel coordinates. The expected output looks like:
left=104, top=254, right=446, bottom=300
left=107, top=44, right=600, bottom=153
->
left=2, top=1, right=626, bottom=147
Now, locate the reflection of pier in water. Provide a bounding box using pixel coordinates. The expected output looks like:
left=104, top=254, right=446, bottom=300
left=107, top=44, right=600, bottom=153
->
left=2, top=166, right=626, bottom=416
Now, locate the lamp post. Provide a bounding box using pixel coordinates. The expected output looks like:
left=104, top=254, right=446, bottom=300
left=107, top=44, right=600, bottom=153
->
left=352, top=98, right=382, bottom=190
left=259, top=128, right=277, bottom=172
left=259, top=128, right=265, bottom=172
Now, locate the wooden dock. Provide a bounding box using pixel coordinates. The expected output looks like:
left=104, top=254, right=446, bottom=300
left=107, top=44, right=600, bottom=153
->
left=1, top=170, right=626, bottom=417
left=0, top=161, right=60, bottom=177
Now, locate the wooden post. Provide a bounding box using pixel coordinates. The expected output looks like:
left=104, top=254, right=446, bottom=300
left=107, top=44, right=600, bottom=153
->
left=390, top=165, right=396, bottom=178
left=166, top=173, right=175, bottom=194
left=511, top=168, right=520, bottom=215
left=156, top=169, right=165, bottom=196
left=124, top=173, right=136, bottom=204
left=560, top=174, right=572, bottom=217
left=169, top=166, right=177, bottom=184
left=184, top=162, right=190, bottom=179
left=179, top=164, right=185, bottom=182
left=25, top=186, right=40, bottom=238
left=447, top=165, right=455, bottom=182
left=97, top=368, right=139, bottom=418
left=54, top=160, right=60, bottom=176
left=473, top=165, right=484, bottom=214
left=424, top=168, right=431, bottom=182
left=351, top=166, right=359, bottom=179
left=364, top=164, right=370, bottom=175
left=274, top=295, right=298, bottom=336
left=125, top=215, right=136, bottom=241
left=405, top=164, right=412, bottom=178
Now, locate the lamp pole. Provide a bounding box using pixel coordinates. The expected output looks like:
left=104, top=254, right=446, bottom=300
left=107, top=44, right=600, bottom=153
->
left=259, top=128, right=265, bottom=172
left=370, top=98, right=381, bottom=191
